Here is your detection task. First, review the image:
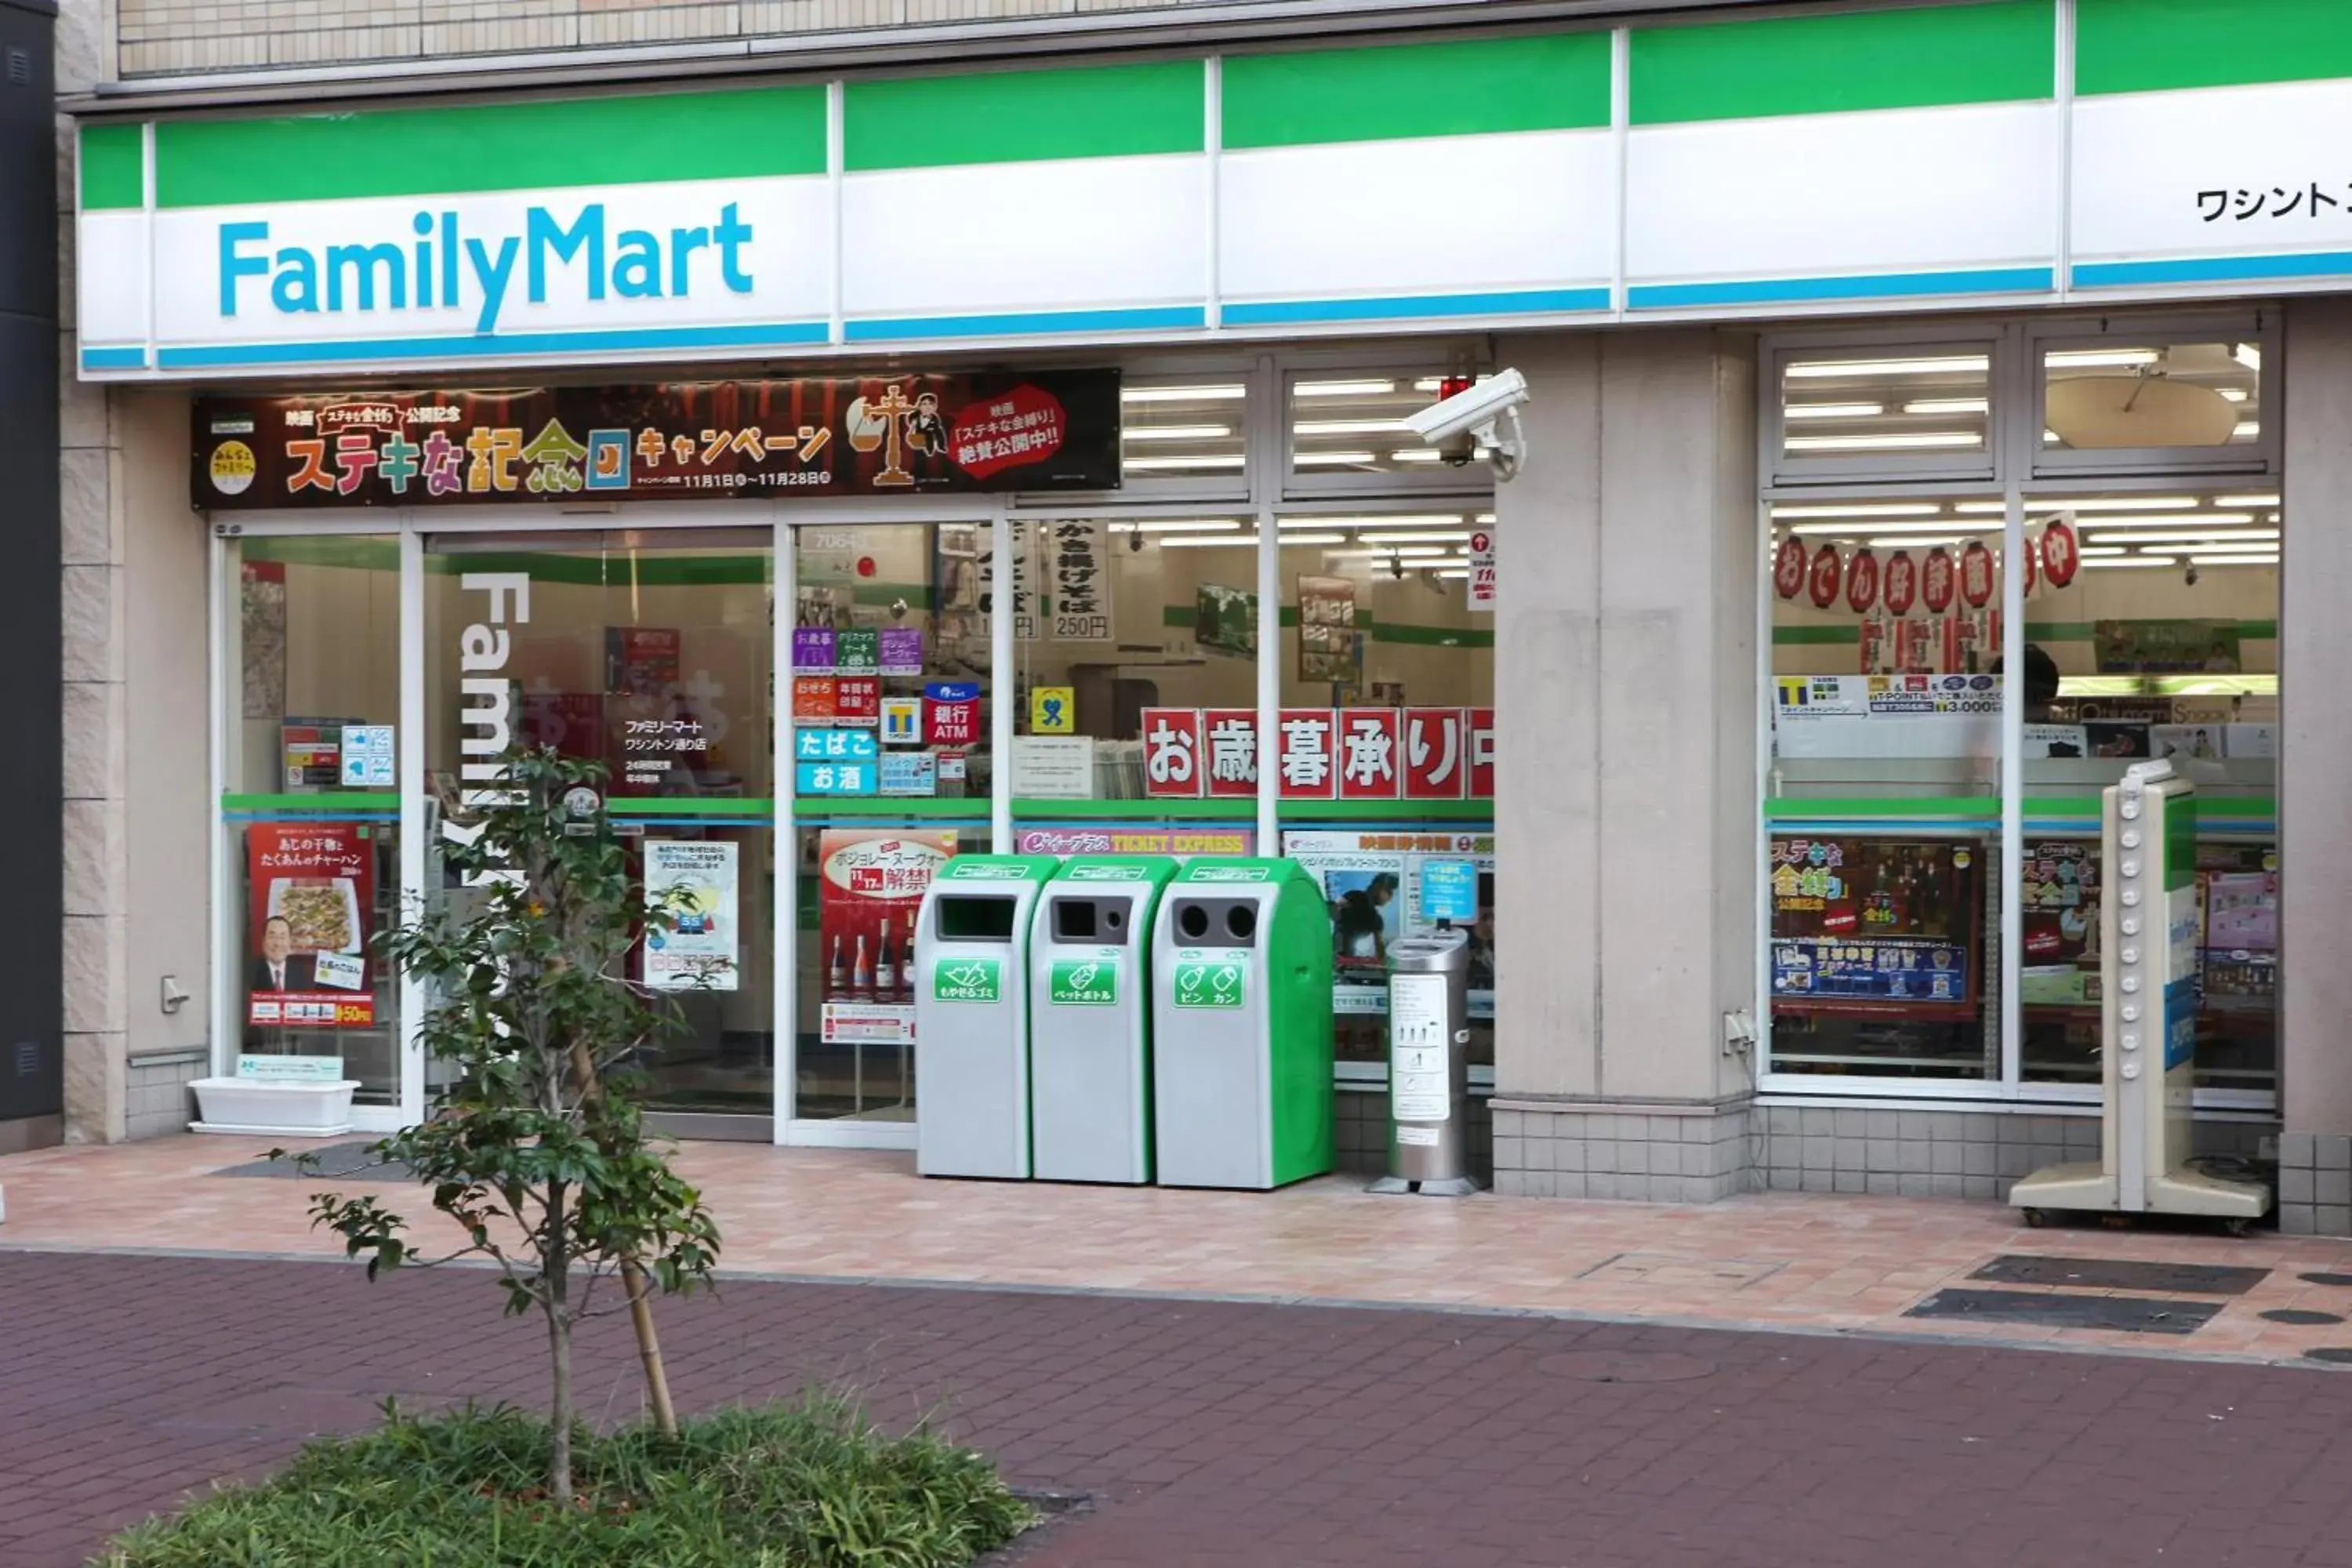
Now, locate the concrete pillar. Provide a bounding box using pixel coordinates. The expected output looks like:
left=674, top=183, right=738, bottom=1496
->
left=2277, top=297, right=2352, bottom=1233
left=1490, top=328, right=1759, bottom=1201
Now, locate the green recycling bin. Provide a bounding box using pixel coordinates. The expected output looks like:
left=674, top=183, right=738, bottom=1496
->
left=1030, top=855, right=1178, bottom=1185
left=1150, top=858, right=1334, bottom=1189
left=913, top=855, right=1060, bottom=1180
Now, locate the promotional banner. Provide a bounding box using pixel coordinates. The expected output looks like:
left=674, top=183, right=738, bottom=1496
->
left=816, top=829, right=956, bottom=1045
left=642, top=840, right=740, bottom=993
left=1042, top=520, right=1114, bottom=642
left=193, top=372, right=1121, bottom=508
left=1014, top=826, right=1254, bottom=858
left=1140, top=707, right=1494, bottom=800
left=1281, top=829, right=1496, bottom=1020
left=245, top=822, right=376, bottom=1029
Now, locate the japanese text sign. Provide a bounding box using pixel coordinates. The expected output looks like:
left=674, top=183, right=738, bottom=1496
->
left=1142, top=708, right=1203, bottom=797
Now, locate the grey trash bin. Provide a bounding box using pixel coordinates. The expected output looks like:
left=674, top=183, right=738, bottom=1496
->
left=1370, top=929, right=1479, bottom=1196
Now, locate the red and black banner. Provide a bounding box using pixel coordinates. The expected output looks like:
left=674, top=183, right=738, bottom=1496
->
left=192, top=370, right=1123, bottom=509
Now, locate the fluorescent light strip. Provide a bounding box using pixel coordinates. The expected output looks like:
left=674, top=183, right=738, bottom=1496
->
left=2082, top=529, right=2278, bottom=546
left=2235, top=343, right=2262, bottom=372
left=1123, top=454, right=1246, bottom=471
left=2234, top=422, right=2260, bottom=438
left=1788, top=520, right=1991, bottom=537
left=1327, top=545, right=1449, bottom=559
left=1160, top=532, right=1348, bottom=549
left=2078, top=557, right=2182, bottom=568
left=1434, top=568, right=1471, bottom=580
left=2070, top=521, right=2249, bottom=540
left=2216, top=494, right=2281, bottom=506
left=1901, top=397, right=1989, bottom=416
left=1341, top=531, right=1473, bottom=544
left=1123, top=383, right=1246, bottom=404
left=1294, top=379, right=1396, bottom=398
left=1106, top=520, right=1245, bottom=534
left=2220, top=387, right=2250, bottom=403
left=1771, top=502, right=1943, bottom=519
left=2177, top=550, right=2280, bottom=563
left=1784, top=355, right=1989, bottom=379
left=1784, top=432, right=1982, bottom=451
left=1866, top=535, right=1964, bottom=548
left=1278, top=514, right=1468, bottom=531
left=1294, top=419, right=1410, bottom=437
left=1121, top=424, right=1232, bottom=442
left=2076, top=546, right=2129, bottom=557
left=1976, top=496, right=2201, bottom=513
left=1293, top=451, right=1379, bottom=466
left=1784, top=402, right=1886, bottom=419
left=2045, top=348, right=2160, bottom=368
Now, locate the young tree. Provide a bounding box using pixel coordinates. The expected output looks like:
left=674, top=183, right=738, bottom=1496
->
left=303, top=748, right=723, bottom=1499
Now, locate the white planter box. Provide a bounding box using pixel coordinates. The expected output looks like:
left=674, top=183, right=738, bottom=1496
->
left=188, top=1076, right=361, bottom=1138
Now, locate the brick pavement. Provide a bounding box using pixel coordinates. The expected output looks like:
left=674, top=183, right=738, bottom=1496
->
left=11, top=1252, right=2352, bottom=1567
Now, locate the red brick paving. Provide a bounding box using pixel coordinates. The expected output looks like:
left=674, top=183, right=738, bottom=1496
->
left=11, top=1250, right=2352, bottom=1566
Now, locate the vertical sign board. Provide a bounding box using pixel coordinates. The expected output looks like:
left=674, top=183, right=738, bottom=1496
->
left=2103, top=760, right=2198, bottom=1207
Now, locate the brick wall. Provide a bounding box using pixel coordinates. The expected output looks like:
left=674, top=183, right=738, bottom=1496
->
left=116, top=0, right=1236, bottom=78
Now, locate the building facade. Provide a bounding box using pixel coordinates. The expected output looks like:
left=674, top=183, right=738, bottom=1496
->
left=53, top=0, right=2352, bottom=1235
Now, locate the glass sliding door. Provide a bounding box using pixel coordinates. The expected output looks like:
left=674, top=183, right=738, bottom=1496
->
left=423, top=528, right=778, bottom=1128
left=787, top=520, right=992, bottom=1131
left=218, top=532, right=405, bottom=1110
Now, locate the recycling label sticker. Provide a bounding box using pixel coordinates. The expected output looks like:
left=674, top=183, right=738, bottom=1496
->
left=1048, top=953, right=1119, bottom=1006
left=932, top=956, right=1004, bottom=1003
left=1171, top=953, right=1246, bottom=1009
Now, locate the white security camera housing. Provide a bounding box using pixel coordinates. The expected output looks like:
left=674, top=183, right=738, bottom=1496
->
left=1401, top=367, right=1531, bottom=481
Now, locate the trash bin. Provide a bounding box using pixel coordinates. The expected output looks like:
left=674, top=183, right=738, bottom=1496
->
left=1029, top=855, right=1178, bottom=1185
left=1370, top=929, right=1479, bottom=1196
left=1150, top=858, right=1334, bottom=1189
left=913, top=854, right=1060, bottom=1179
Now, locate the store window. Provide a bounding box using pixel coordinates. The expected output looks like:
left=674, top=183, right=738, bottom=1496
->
left=1759, top=315, right=2282, bottom=1107
left=1285, top=371, right=1501, bottom=488
left=1765, top=499, right=2005, bottom=1080
left=424, top=529, right=777, bottom=1120
left=1274, top=510, right=1495, bottom=1069
left=789, top=521, right=991, bottom=1124
left=1120, top=377, right=1251, bottom=491
left=223, top=534, right=402, bottom=1105
left=2014, top=492, right=2279, bottom=1094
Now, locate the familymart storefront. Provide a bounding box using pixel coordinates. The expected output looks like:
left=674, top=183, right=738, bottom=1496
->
left=68, top=0, right=2352, bottom=1229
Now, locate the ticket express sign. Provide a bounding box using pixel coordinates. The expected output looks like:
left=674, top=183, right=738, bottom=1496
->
left=191, top=372, right=1122, bottom=508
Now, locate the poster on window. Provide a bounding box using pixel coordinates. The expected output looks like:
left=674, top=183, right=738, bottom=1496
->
left=816, top=829, right=957, bottom=1044
left=245, top=822, right=376, bottom=1029
left=1044, top=520, right=1113, bottom=642
left=1296, top=575, right=1359, bottom=683
left=1195, top=583, right=1258, bottom=659
left=642, top=840, right=740, bottom=993
left=1280, top=829, right=1495, bottom=1019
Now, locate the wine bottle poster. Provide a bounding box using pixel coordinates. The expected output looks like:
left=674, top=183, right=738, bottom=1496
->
left=815, top=829, right=959, bottom=1007
left=642, top=839, right=740, bottom=993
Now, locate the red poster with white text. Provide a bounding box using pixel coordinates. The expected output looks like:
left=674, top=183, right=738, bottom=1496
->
left=1466, top=708, right=1496, bottom=800
left=1403, top=708, right=1467, bottom=800
left=1335, top=709, right=1402, bottom=800
left=1200, top=709, right=1258, bottom=798
left=1277, top=710, right=1338, bottom=799
left=1142, top=708, right=1203, bottom=797
left=245, top=822, right=376, bottom=1029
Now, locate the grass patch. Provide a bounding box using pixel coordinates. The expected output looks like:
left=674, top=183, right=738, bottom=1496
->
left=96, top=1397, right=1033, bottom=1567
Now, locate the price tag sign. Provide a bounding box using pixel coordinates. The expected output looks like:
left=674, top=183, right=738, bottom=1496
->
left=1468, top=532, right=1497, bottom=609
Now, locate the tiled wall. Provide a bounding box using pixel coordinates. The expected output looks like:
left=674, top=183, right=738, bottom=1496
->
left=125, top=1050, right=205, bottom=1140
left=2275, top=1134, right=2351, bottom=1237
left=1492, top=1103, right=1758, bottom=1203
left=116, top=0, right=1227, bottom=77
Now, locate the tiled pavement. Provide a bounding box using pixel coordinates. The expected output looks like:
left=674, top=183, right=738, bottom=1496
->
left=16, top=1137, right=2352, bottom=1563
left=13, top=1251, right=2352, bottom=1566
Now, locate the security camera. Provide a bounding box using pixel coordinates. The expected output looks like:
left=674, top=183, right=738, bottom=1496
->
left=1402, top=368, right=1530, bottom=481
left=2183, top=562, right=2200, bottom=587
left=1388, top=554, right=1406, bottom=581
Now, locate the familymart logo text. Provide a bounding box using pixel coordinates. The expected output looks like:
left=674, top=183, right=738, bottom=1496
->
left=217, top=201, right=757, bottom=333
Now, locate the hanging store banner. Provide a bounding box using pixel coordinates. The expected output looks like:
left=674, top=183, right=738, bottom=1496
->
left=190, top=372, right=1121, bottom=508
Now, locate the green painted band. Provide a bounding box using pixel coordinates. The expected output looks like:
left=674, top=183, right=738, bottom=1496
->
left=1011, top=798, right=1256, bottom=819
left=845, top=61, right=1205, bottom=172
left=81, top=124, right=143, bottom=212
left=792, top=798, right=990, bottom=818
left=222, top=792, right=398, bottom=811
left=1222, top=32, right=1610, bottom=150
left=1632, top=0, right=2056, bottom=125
left=157, top=87, right=827, bottom=209
left=2076, top=0, right=2352, bottom=95
left=1276, top=800, right=1493, bottom=822
left=1769, top=797, right=1998, bottom=818
left=608, top=799, right=775, bottom=816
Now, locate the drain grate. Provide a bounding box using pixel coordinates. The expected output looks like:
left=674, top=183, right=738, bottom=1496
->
left=1907, top=1287, right=2220, bottom=1334
left=1969, top=1255, right=2269, bottom=1296
left=2260, top=1308, right=2346, bottom=1326
left=2303, top=1348, right=2352, bottom=1366
left=2300, top=1272, right=2352, bottom=1288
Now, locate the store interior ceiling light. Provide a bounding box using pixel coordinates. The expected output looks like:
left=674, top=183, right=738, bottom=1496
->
left=1123, top=453, right=1246, bottom=471
left=1294, top=379, right=1396, bottom=397
left=2235, top=343, right=2263, bottom=372
left=1293, top=418, right=1410, bottom=436
left=2078, top=557, right=2182, bottom=568
left=1784, top=354, right=1990, bottom=378
left=2060, top=511, right=2256, bottom=529
left=1788, top=519, right=1987, bottom=536
left=1120, top=424, right=1232, bottom=442
left=2085, top=528, right=2279, bottom=545
left=1106, top=520, right=1245, bottom=534
left=2220, top=387, right=2250, bottom=401
left=1123, top=383, right=1246, bottom=403
left=1291, top=451, right=1378, bottom=466
left=1475, top=512, right=1495, bottom=524
left=1328, top=545, right=1448, bottom=559
left=1345, top=530, right=1473, bottom=544
left=1279, top=514, right=1467, bottom=530
left=1866, top=535, right=1965, bottom=547
left=1433, top=568, right=1470, bottom=579
left=1771, top=502, right=1944, bottom=519
left=1784, top=402, right=1886, bottom=419
left=2177, top=549, right=2281, bottom=562
left=2009, top=496, right=2201, bottom=512
left=2234, top=421, right=2260, bottom=438
left=2076, top=546, right=2129, bottom=556
left=2216, top=493, right=2281, bottom=507
left=1784, top=431, right=1983, bottom=450
left=1901, top=397, right=1991, bottom=416
left=2045, top=347, right=2162, bottom=368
